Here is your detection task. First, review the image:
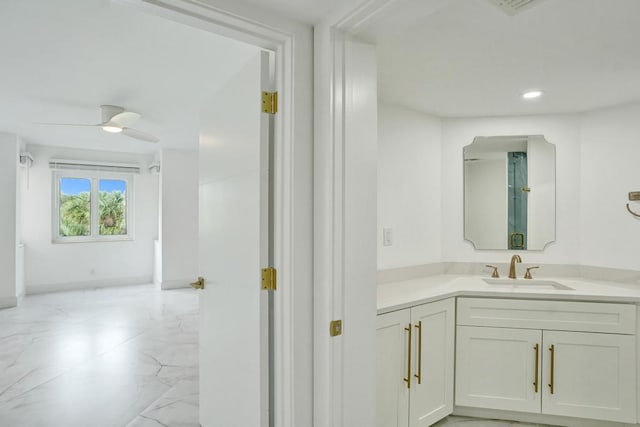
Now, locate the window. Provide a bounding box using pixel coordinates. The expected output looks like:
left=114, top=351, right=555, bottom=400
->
left=53, top=172, right=133, bottom=242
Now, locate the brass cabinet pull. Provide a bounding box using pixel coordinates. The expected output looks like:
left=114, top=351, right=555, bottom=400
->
left=404, top=324, right=412, bottom=389
left=414, top=321, right=422, bottom=385
left=533, top=344, right=539, bottom=392
left=548, top=344, right=555, bottom=394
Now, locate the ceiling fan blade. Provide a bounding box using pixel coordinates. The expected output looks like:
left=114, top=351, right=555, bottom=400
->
left=34, top=122, right=101, bottom=127
left=122, top=127, right=159, bottom=143
left=110, top=111, right=141, bottom=127
left=101, top=105, right=125, bottom=123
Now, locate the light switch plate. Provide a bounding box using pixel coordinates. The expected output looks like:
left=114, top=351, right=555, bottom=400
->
left=383, top=227, right=393, bottom=246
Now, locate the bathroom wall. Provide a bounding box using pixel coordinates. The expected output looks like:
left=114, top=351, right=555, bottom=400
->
left=158, top=149, right=198, bottom=289
left=0, top=133, right=19, bottom=307
left=377, top=102, right=442, bottom=269
left=378, top=102, right=592, bottom=270
left=441, top=114, right=582, bottom=266
left=21, top=145, right=159, bottom=293
left=579, top=103, right=640, bottom=270
left=379, top=100, right=640, bottom=272
left=16, top=138, right=25, bottom=298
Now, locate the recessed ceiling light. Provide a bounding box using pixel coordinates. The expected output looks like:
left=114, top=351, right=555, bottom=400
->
left=522, top=90, right=543, bottom=99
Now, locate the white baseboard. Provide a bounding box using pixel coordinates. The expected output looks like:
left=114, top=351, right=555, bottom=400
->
left=160, top=279, right=193, bottom=290
left=0, top=296, right=17, bottom=309
left=26, top=276, right=152, bottom=295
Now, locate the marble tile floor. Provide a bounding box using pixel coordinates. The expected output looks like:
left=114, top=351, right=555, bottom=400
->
left=433, top=416, right=556, bottom=427
left=0, top=284, right=199, bottom=427
left=0, top=285, right=558, bottom=427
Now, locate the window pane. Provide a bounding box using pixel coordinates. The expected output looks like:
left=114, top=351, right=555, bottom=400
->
left=98, top=179, right=127, bottom=235
left=59, top=178, right=91, bottom=237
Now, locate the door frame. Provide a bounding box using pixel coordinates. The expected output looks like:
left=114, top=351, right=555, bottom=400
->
left=117, top=1, right=313, bottom=426
left=314, top=2, right=395, bottom=426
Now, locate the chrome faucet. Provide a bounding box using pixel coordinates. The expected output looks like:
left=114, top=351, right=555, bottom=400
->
left=508, top=254, right=522, bottom=279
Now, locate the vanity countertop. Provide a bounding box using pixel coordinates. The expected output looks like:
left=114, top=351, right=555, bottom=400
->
left=377, top=274, right=640, bottom=314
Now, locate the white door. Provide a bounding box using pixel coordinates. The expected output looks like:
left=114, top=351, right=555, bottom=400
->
left=542, top=330, right=636, bottom=423
left=455, top=326, right=542, bottom=413
left=409, top=299, right=454, bottom=427
left=198, top=50, right=274, bottom=427
left=376, top=309, right=411, bottom=427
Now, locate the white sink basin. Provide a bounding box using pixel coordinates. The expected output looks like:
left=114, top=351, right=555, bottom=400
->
left=483, top=278, right=574, bottom=291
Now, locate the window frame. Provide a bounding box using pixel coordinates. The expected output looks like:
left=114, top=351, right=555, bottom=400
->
left=52, top=170, right=135, bottom=243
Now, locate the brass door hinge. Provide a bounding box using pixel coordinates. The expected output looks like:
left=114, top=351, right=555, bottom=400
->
left=261, top=267, right=277, bottom=291
left=330, top=320, right=342, bottom=337
left=261, top=91, right=278, bottom=114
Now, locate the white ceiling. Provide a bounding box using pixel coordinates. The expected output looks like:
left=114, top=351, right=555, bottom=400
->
left=358, top=0, right=640, bottom=117
left=0, top=0, right=258, bottom=153
left=4, top=0, right=639, bottom=154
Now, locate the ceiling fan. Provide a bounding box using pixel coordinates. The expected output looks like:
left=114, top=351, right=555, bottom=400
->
left=38, top=105, right=159, bottom=143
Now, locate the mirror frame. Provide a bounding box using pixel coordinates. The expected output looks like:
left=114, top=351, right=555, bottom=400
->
left=463, top=134, right=556, bottom=251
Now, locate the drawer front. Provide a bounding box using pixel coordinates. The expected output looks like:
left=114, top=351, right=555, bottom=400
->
left=457, top=298, right=636, bottom=334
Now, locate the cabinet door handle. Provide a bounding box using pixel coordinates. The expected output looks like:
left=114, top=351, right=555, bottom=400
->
left=404, top=323, right=412, bottom=389
left=414, top=321, right=422, bottom=385
left=533, top=343, right=539, bottom=392
left=548, top=344, right=555, bottom=394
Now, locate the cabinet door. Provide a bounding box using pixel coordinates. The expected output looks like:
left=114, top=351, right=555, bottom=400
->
left=409, top=298, right=454, bottom=427
left=542, top=331, right=636, bottom=423
left=456, top=326, right=542, bottom=413
left=377, top=309, right=410, bottom=427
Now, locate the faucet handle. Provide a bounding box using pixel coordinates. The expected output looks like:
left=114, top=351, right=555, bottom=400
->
left=485, top=265, right=500, bottom=278
left=524, top=266, right=540, bottom=279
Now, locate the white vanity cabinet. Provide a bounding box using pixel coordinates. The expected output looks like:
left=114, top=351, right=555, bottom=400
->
left=541, top=330, right=636, bottom=422
left=376, top=298, right=455, bottom=427
left=455, top=297, right=637, bottom=423
left=456, top=325, right=542, bottom=413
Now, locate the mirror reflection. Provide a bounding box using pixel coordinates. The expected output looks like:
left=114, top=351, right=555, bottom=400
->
left=464, top=135, right=555, bottom=250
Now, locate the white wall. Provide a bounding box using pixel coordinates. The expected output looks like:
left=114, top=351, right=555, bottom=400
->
left=159, top=149, right=198, bottom=289
left=579, top=103, right=640, bottom=270
left=441, top=115, right=582, bottom=265
left=378, top=108, right=584, bottom=268
left=0, top=133, right=19, bottom=308
left=379, top=102, right=640, bottom=271
left=21, top=145, right=158, bottom=293
left=377, top=102, right=442, bottom=269
left=16, top=138, right=25, bottom=298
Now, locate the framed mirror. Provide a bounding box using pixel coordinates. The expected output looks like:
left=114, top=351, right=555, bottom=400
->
left=463, top=135, right=555, bottom=250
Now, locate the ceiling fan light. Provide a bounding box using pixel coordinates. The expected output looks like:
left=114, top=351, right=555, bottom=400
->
left=522, top=90, right=543, bottom=99
left=102, top=125, right=123, bottom=133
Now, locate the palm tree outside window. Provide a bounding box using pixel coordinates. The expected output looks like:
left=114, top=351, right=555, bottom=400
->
left=54, top=172, right=132, bottom=242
